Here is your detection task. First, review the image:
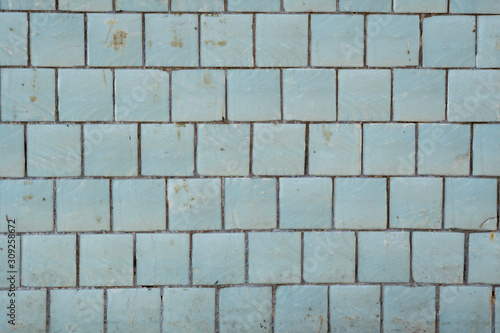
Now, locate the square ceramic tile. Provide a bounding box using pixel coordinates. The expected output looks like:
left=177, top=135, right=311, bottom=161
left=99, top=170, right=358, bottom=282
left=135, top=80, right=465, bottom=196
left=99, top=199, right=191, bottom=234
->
left=171, top=0, right=223, bottom=11
left=59, top=0, right=112, bottom=11
left=468, top=232, right=500, bottom=283
left=163, top=288, right=215, bottom=332
left=0, top=124, right=25, bottom=177
left=473, top=124, right=500, bottom=175
left=284, top=0, right=336, bottom=11
left=0, top=290, right=45, bottom=332
left=0, top=13, right=28, bottom=66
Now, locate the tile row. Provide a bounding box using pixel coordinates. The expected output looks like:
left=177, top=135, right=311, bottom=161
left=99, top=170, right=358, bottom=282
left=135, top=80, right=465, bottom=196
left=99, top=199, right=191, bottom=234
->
left=2, top=13, right=500, bottom=67
left=0, top=177, right=498, bottom=232
left=2, top=285, right=498, bottom=332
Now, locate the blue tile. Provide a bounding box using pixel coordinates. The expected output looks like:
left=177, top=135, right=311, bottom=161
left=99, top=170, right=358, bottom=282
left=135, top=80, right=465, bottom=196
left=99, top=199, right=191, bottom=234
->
left=389, top=177, right=442, bottom=229
left=367, top=15, right=419, bottom=67
left=0, top=290, right=45, bottom=332
left=423, top=16, right=476, bottom=67
left=256, top=14, right=308, bottom=67
left=334, top=178, right=387, bottom=229
left=172, top=70, right=225, bottom=121
left=283, top=69, right=336, bottom=121
left=228, top=0, right=280, bottom=11
left=303, top=232, right=355, bottom=283
left=88, top=14, right=142, bottom=67
left=0, top=125, right=24, bottom=177
left=1, top=68, right=55, bottom=122
left=141, top=124, right=194, bottom=176
left=171, top=0, right=223, bottom=11
left=311, top=14, right=364, bottom=67
left=418, top=124, right=470, bottom=175
left=193, top=233, right=245, bottom=285
left=197, top=124, right=250, bottom=176
left=224, top=178, right=277, bottom=230
left=117, top=0, right=169, bottom=11
left=393, top=69, right=446, bottom=121
left=478, top=16, right=500, bottom=68
left=275, top=286, right=327, bottom=333
left=219, top=287, right=272, bottom=333
left=227, top=69, right=281, bottom=121
left=168, top=179, right=222, bottom=230
left=309, top=124, right=361, bottom=176
left=1, top=0, right=54, bottom=9
left=358, top=232, right=410, bottom=283
left=112, top=179, right=166, bottom=231
left=445, top=178, right=498, bottom=230
left=473, top=124, right=500, bottom=175
left=59, top=0, right=112, bottom=11
left=364, top=123, right=415, bottom=175
left=284, top=0, right=336, bottom=11
left=249, top=232, right=301, bottom=283
left=146, top=14, right=199, bottom=67
left=27, top=124, right=81, bottom=177
left=395, top=0, right=447, bottom=12
left=339, top=0, right=391, bottom=12
left=0, top=13, right=27, bottom=66
left=163, top=288, right=215, bottom=333
left=338, top=69, right=391, bottom=121
left=253, top=124, right=305, bottom=176
left=201, top=14, right=253, bottom=67
left=56, top=179, right=110, bottom=232
left=412, top=232, right=464, bottom=283
left=330, top=286, right=380, bottom=332
left=279, top=178, right=332, bottom=229
left=115, top=69, right=170, bottom=122
left=383, top=286, right=436, bottom=332
left=468, top=232, right=500, bottom=283
left=450, top=0, right=500, bottom=13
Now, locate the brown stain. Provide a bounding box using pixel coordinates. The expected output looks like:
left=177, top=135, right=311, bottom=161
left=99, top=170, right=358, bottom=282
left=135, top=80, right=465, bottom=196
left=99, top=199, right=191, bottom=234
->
left=29, top=95, right=37, bottom=102
left=319, top=315, right=323, bottom=332
left=218, top=40, right=227, bottom=46
left=148, top=40, right=153, bottom=49
left=102, top=70, right=107, bottom=86
left=322, top=124, right=332, bottom=142
left=174, top=184, right=182, bottom=194
left=204, top=40, right=227, bottom=47
left=170, top=30, right=183, bottom=48
left=496, top=40, right=500, bottom=50
left=170, top=239, right=175, bottom=245
left=22, top=195, right=33, bottom=201
left=24, top=180, right=33, bottom=185
left=110, top=30, right=128, bottom=51
left=203, top=72, right=211, bottom=85
left=177, top=128, right=181, bottom=141
left=491, top=232, right=495, bottom=242
left=176, top=123, right=186, bottom=127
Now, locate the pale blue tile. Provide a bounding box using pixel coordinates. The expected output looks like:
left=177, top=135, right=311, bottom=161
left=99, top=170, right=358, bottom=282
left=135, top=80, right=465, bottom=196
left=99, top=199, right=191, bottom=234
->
left=136, top=234, right=189, bottom=285
left=283, top=69, right=336, bottom=121
left=474, top=124, right=500, bottom=175
left=171, top=0, right=223, bottom=11
left=228, top=0, right=280, bottom=11
left=339, top=0, right=391, bottom=12
left=22, top=235, right=76, bottom=287
left=60, top=0, right=112, bottom=11
left=107, top=288, right=161, bottom=333
left=112, top=179, right=166, bottom=231
left=146, top=14, right=199, bottom=67
left=50, top=289, right=104, bottom=333
left=117, top=0, right=169, bottom=11
left=367, top=15, right=419, bottom=67
left=227, top=69, right=280, bottom=121
left=1, top=68, right=55, bottom=122
left=469, top=232, right=500, bottom=283
left=311, top=14, right=364, bottom=67
left=445, top=178, right=498, bottom=230
left=395, top=0, right=447, bottom=12
left=358, top=232, right=410, bottom=283
left=303, top=232, right=355, bottom=283
left=364, top=123, right=415, bottom=175
left=0, top=13, right=27, bottom=66
left=172, top=70, right=225, bottom=121
left=168, top=179, right=221, bottom=230
left=330, top=286, right=380, bottom=333
left=256, top=14, right=308, bottom=67
left=0, top=180, right=53, bottom=233
left=220, top=287, right=272, bottom=333
left=423, top=16, right=476, bottom=67
left=384, top=286, right=436, bottom=332
left=201, top=14, right=253, bottom=67
left=253, top=124, right=305, bottom=176
left=56, top=179, right=110, bottom=232
left=249, top=232, right=301, bottom=283
left=1, top=0, right=54, bottom=9
left=193, top=233, right=245, bottom=285
left=27, top=124, right=81, bottom=177
left=84, top=124, right=138, bottom=176
left=0, top=125, right=24, bottom=177
left=79, top=234, right=133, bottom=286
left=309, top=124, right=361, bottom=176
left=284, top=0, right=336, bottom=11
left=0, top=235, right=19, bottom=287
left=30, top=14, right=84, bottom=67
left=279, top=178, right=332, bottom=229
left=390, top=177, right=442, bottom=229
left=197, top=124, right=250, bottom=176
left=88, top=14, right=142, bottom=67
left=141, top=124, right=194, bottom=176
left=225, top=178, right=277, bottom=230
left=275, top=286, right=327, bottom=333
left=163, top=288, right=215, bottom=333
left=59, top=69, right=113, bottom=121
left=115, top=70, right=169, bottom=122
left=0, top=290, right=45, bottom=332
left=478, top=16, right=500, bottom=68
left=450, top=0, right=500, bottom=13
left=393, top=69, right=446, bottom=121
left=338, top=69, right=391, bottom=121
left=413, top=232, right=464, bottom=283
left=448, top=70, right=500, bottom=122
left=334, top=178, right=387, bottom=229
left=439, top=287, right=491, bottom=332
left=418, top=124, right=470, bottom=175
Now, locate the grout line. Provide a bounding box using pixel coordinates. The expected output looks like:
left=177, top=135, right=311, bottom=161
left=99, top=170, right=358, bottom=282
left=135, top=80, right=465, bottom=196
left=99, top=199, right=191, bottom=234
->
left=409, top=231, right=414, bottom=283
left=464, top=232, right=469, bottom=284
left=112, top=69, right=116, bottom=121
left=497, top=179, right=499, bottom=232
left=276, top=178, right=280, bottom=229
left=112, top=0, right=116, bottom=12
left=165, top=179, right=169, bottom=230
left=27, top=12, right=31, bottom=67
left=54, top=68, right=59, bottom=121
left=52, top=179, right=57, bottom=232
left=45, top=289, right=50, bottom=333
left=280, top=69, right=284, bottom=120
left=360, top=123, right=364, bottom=175
left=252, top=14, right=256, bottom=67
left=335, top=69, right=339, bottom=121
left=76, top=234, right=80, bottom=287
left=386, top=177, right=390, bottom=229
left=224, top=69, right=228, bottom=121
left=304, top=123, right=309, bottom=175
left=189, top=233, right=193, bottom=285
left=300, top=231, right=304, bottom=283
left=109, top=180, right=114, bottom=231
left=137, top=123, right=142, bottom=175
left=133, top=233, right=137, bottom=285
left=198, top=14, right=201, bottom=67
left=80, top=124, right=85, bottom=176
left=271, top=286, right=276, bottom=332
left=435, top=286, right=440, bottom=333
left=168, top=70, right=173, bottom=122
left=84, top=13, right=88, bottom=68
left=142, top=13, right=146, bottom=68
left=307, top=14, right=311, bottom=67
left=441, top=177, right=446, bottom=230
left=327, top=285, right=331, bottom=333
left=159, top=287, right=164, bottom=333
left=249, top=123, right=254, bottom=176
left=491, top=287, right=496, bottom=333
left=221, top=178, right=225, bottom=230
left=474, top=15, right=478, bottom=67
left=215, top=287, right=220, bottom=333
left=331, top=177, right=335, bottom=229
left=444, top=70, right=449, bottom=121
left=419, top=14, right=423, bottom=67
left=379, top=285, right=384, bottom=333
left=389, top=69, right=393, bottom=121
left=415, top=123, right=419, bottom=174
left=193, top=124, right=199, bottom=176
left=24, top=124, right=28, bottom=177
left=363, top=15, right=367, bottom=67
left=103, top=289, right=108, bottom=333
left=245, top=233, right=249, bottom=284
left=469, top=124, right=473, bottom=176
left=354, top=231, right=359, bottom=282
